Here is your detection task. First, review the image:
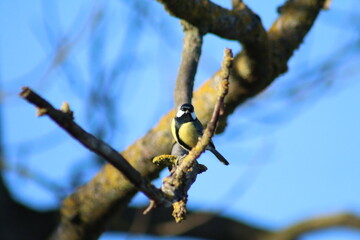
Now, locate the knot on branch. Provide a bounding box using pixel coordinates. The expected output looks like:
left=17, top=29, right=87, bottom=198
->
left=60, top=102, right=74, bottom=120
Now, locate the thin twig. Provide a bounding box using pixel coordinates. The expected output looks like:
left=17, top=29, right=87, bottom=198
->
left=19, top=87, right=169, bottom=208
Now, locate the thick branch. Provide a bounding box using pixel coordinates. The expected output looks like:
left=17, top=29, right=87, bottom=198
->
left=106, top=208, right=360, bottom=240
left=268, top=0, right=327, bottom=75
left=107, top=206, right=268, bottom=240
left=158, top=0, right=270, bottom=91
left=2, top=195, right=360, bottom=240
left=156, top=0, right=265, bottom=45
left=216, top=0, right=326, bottom=132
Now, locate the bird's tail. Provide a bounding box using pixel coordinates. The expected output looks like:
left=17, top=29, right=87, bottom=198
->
left=209, top=148, right=229, bottom=165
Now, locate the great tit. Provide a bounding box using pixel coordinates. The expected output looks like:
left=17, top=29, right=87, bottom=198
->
left=171, top=103, right=229, bottom=165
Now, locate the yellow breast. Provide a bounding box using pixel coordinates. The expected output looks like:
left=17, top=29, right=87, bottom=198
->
left=178, top=122, right=200, bottom=148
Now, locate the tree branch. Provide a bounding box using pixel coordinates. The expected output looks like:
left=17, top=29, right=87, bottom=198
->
left=156, top=0, right=265, bottom=44
left=174, top=21, right=203, bottom=110
left=107, top=208, right=360, bottom=240
left=264, top=213, right=360, bottom=240
left=157, top=0, right=270, bottom=93
left=107, top=206, right=269, bottom=240
left=268, top=0, right=327, bottom=76
left=2, top=193, right=360, bottom=240
left=216, top=0, right=326, bottom=132
left=19, top=87, right=170, bottom=214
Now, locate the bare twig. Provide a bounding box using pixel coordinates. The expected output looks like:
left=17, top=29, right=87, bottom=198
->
left=19, top=87, right=169, bottom=208
left=163, top=49, right=233, bottom=222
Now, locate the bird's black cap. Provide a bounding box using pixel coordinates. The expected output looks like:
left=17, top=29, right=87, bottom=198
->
left=180, top=103, right=194, bottom=112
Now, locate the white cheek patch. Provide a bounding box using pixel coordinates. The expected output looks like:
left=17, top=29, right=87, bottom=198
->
left=191, top=112, right=197, bottom=120
left=176, top=109, right=185, bottom=117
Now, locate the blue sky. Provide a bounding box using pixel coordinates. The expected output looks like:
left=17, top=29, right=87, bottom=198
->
left=1, top=0, right=360, bottom=239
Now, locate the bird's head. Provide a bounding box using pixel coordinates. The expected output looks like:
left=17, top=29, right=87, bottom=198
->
left=176, top=103, right=197, bottom=120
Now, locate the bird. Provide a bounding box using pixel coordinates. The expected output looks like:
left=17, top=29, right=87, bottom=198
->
left=171, top=103, right=229, bottom=165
